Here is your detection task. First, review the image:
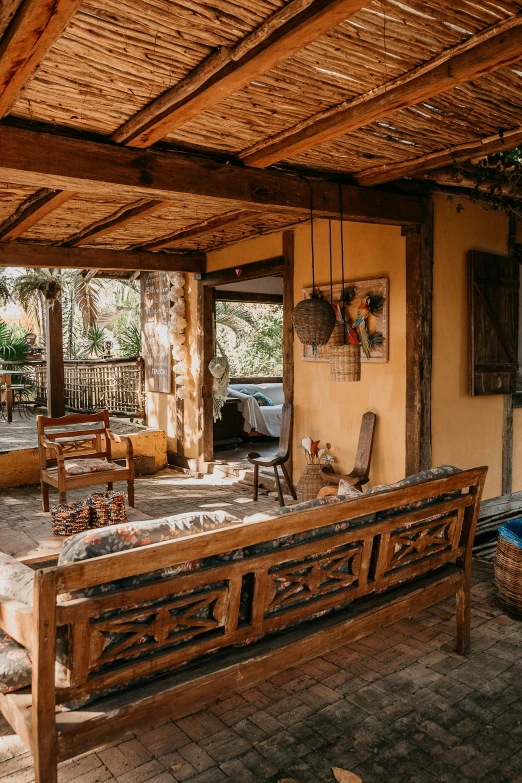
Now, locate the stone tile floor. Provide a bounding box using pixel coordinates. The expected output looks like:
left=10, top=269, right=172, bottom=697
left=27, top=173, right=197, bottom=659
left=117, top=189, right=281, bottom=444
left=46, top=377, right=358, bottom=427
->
left=0, top=477, right=521, bottom=782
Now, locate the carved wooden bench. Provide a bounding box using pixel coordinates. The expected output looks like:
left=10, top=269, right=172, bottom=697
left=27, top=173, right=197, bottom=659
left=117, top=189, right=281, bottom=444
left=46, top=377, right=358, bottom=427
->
left=0, top=465, right=486, bottom=782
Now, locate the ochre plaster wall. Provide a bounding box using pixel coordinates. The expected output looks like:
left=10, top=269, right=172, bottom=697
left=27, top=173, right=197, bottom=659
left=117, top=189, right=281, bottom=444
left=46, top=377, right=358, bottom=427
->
left=431, top=196, right=508, bottom=500
left=292, top=220, right=406, bottom=486
left=206, top=221, right=406, bottom=487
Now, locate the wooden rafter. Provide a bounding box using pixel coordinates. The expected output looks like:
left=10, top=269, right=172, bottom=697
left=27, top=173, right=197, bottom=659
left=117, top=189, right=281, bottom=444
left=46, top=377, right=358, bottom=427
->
left=0, top=126, right=426, bottom=226
left=355, top=126, right=522, bottom=187
left=240, top=15, right=522, bottom=168
left=0, top=242, right=206, bottom=273
left=61, top=199, right=171, bottom=247
left=0, top=188, right=74, bottom=241
left=0, top=0, right=84, bottom=118
left=137, top=209, right=259, bottom=251
left=112, top=0, right=368, bottom=149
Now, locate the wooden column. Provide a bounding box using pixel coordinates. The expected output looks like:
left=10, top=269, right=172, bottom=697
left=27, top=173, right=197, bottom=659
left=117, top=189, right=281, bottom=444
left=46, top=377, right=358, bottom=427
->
left=197, top=283, right=215, bottom=466
left=282, top=230, right=295, bottom=477
left=45, top=300, right=65, bottom=418
left=404, top=199, right=434, bottom=476
left=502, top=213, right=518, bottom=496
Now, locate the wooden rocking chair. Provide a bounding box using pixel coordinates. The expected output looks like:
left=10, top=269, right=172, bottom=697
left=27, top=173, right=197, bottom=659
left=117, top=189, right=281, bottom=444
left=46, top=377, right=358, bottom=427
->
left=320, top=411, right=376, bottom=494
left=247, top=402, right=297, bottom=506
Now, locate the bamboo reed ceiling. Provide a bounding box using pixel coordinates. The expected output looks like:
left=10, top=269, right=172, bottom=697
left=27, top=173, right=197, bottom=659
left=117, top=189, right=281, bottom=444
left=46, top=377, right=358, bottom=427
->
left=0, top=0, right=521, bottom=256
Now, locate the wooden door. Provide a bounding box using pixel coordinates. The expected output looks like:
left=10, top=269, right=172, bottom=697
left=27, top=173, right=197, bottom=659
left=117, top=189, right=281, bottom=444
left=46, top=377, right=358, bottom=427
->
left=469, top=250, right=519, bottom=396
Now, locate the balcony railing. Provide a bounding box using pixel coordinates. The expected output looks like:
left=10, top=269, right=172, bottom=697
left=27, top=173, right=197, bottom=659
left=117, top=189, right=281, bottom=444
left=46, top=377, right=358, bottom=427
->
left=26, top=357, right=145, bottom=417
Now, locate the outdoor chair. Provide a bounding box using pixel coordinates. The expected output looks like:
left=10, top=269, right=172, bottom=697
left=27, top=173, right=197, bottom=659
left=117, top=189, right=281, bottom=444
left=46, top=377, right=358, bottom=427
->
left=247, top=401, right=297, bottom=506
left=37, top=410, right=135, bottom=511
left=319, top=411, right=376, bottom=494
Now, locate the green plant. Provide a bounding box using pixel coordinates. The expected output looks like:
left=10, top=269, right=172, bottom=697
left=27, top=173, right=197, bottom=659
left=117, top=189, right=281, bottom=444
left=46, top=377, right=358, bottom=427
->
left=83, top=323, right=108, bottom=357
left=215, top=301, right=283, bottom=376
left=116, top=322, right=141, bottom=357
left=448, top=143, right=522, bottom=218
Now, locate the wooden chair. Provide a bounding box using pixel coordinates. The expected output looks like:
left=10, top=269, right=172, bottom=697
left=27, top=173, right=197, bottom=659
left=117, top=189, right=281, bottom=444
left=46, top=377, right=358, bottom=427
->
left=320, top=411, right=376, bottom=493
left=37, top=411, right=135, bottom=511
left=247, top=401, right=297, bottom=506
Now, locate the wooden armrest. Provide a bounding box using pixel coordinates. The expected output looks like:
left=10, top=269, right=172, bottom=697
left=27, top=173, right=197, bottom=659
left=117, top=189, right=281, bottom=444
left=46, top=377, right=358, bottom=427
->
left=40, top=436, right=63, bottom=455
left=0, top=597, right=33, bottom=649
left=107, top=430, right=134, bottom=457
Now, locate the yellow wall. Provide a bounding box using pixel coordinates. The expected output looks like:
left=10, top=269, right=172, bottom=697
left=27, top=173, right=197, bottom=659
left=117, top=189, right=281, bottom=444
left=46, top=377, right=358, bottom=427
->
left=207, top=221, right=406, bottom=487
left=292, top=220, right=406, bottom=486
left=155, top=197, right=514, bottom=500
left=431, top=196, right=508, bottom=500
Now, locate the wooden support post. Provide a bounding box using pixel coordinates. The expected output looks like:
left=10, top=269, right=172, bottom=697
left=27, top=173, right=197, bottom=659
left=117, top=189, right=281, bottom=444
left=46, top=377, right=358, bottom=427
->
left=283, top=230, right=295, bottom=478
left=45, top=300, right=65, bottom=418
left=197, top=283, right=215, bottom=466
left=404, top=199, right=433, bottom=476
left=503, top=213, right=518, bottom=496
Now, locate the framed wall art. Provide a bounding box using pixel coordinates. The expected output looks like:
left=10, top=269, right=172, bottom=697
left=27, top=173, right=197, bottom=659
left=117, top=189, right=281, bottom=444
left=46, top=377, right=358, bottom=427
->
left=301, top=277, right=389, bottom=363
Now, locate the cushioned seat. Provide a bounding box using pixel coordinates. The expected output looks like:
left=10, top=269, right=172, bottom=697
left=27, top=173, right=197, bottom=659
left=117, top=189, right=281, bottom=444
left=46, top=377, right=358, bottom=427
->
left=0, top=631, right=32, bottom=693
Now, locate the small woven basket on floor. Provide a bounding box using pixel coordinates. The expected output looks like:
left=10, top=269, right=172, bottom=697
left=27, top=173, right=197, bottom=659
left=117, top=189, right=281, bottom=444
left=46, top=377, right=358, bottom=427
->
left=296, top=464, right=328, bottom=502
left=89, top=491, right=127, bottom=528
left=292, top=297, right=336, bottom=347
left=51, top=500, right=91, bottom=537
left=494, top=519, right=522, bottom=618
left=330, top=344, right=361, bottom=382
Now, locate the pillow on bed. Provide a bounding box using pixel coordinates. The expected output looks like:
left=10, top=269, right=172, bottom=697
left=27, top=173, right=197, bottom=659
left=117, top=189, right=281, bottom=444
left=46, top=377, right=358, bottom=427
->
left=252, top=391, right=273, bottom=407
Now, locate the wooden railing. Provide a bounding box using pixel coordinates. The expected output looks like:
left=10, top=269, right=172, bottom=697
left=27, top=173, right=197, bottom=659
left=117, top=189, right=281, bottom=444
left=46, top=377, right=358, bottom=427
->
left=30, top=357, right=145, bottom=417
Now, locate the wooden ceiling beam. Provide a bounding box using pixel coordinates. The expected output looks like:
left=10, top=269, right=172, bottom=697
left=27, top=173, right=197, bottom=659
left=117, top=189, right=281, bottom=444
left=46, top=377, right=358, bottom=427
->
left=112, top=0, right=368, bottom=149
left=0, top=0, right=84, bottom=118
left=355, top=126, right=522, bottom=187
left=0, top=126, right=426, bottom=226
left=136, top=209, right=259, bottom=251
left=61, top=198, right=171, bottom=247
left=0, top=242, right=206, bottom=273
left=0, top=188, right=74, bottom=241
left=240, top=15, right=522, bottom=168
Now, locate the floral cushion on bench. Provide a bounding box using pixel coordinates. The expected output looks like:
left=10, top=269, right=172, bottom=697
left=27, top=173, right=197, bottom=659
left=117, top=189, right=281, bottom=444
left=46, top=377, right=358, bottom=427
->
left=64, top=458, right=120, bottom=475
left=0, top=552, right=34, bottom=607
left=58, top=510, right=244, bottom=596
left=0, top=631, right=32, bottom=693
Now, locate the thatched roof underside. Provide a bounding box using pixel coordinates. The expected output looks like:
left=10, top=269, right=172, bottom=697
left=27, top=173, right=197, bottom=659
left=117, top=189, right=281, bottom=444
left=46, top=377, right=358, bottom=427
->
left=0, top=0, right=521, bottom=268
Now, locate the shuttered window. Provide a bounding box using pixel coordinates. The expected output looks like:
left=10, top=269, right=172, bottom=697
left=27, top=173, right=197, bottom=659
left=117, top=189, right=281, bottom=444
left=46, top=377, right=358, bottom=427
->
left=469, top=250, right=519, bottom=396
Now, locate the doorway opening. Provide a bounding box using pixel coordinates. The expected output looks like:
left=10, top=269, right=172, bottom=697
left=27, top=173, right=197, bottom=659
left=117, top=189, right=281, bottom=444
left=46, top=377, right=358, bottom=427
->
left=213, top=274, right=284, bottom=464
left=198, top=245, right=294, bottom=473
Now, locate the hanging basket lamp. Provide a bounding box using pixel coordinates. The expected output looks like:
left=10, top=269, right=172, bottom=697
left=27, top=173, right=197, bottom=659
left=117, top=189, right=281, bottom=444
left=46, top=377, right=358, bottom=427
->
left=292, top=294, right=336, bottom=347
left=329, top=184, right=361, bottom=382
left=291, top=180, right=335, bottom=349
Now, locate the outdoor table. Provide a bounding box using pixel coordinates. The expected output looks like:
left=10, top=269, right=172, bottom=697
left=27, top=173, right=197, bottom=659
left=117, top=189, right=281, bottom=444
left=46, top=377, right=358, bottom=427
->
left=0, top=370, right=28, bottom=423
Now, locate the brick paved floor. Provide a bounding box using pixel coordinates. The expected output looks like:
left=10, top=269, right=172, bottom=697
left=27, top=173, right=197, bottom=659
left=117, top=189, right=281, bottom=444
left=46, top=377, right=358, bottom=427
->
left=0, top=479, right=521, bottom=782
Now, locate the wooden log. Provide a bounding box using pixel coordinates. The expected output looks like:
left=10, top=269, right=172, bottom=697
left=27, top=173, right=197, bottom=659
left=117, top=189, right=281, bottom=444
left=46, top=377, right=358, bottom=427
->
left=214, top=290, right=283, bottom=303
left=113, top=0, right=369, bottom=148
left=0, top=126, right=427, bottom=226
left=404, top=201, right=433, bottom=476
left=0, top=0, right=84, bottom=118
left=241, top=16, right=522, bottom=168
left=62, top=199, right=171, bottom=247
left=200, top=256, right=284, bottom=286
left=0, top=241, right=205, bottom=273
left=356, top=128, right=522, bottom=188
left=45, top=299, right=65, bottom=418
left=0, top=189, right=74, bottom=241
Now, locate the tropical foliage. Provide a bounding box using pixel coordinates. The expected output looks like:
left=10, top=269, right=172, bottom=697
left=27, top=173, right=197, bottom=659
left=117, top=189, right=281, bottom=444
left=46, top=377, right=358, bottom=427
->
left=449, top=144, right=522, bottom=218
left=215, top=301, right=283, bottom=376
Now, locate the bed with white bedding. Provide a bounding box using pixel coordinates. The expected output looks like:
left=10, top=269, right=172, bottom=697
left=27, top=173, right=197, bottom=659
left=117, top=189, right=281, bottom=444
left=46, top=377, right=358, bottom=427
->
left=227, top=383, right=284, bottom=437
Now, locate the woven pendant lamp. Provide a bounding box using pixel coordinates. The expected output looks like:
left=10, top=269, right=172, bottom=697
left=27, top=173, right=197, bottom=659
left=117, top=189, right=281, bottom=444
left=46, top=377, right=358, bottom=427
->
left=330, top=184, right=361, bottom=382
left=292, top=182, right=335, bottom=349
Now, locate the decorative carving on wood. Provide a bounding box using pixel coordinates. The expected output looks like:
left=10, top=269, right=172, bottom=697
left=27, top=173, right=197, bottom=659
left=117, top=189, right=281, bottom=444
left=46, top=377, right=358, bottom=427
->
left=265, top=546, right=362, bottom=613
left=385, top=517, right=456, bottom=572
left=141, top=271, right=172, bottom=393
left=90, top=588, right=228, bottom=666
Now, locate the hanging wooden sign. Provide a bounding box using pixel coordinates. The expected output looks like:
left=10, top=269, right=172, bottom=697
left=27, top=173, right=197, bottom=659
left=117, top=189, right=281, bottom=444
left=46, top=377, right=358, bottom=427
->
left=141, top=271, right=171, bottom=393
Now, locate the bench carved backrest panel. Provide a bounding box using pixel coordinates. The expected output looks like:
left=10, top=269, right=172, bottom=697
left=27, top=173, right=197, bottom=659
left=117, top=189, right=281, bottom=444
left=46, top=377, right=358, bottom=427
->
left=51, top=468, right=485, bottom=708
